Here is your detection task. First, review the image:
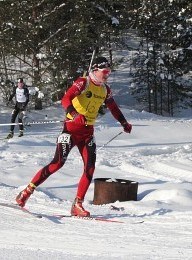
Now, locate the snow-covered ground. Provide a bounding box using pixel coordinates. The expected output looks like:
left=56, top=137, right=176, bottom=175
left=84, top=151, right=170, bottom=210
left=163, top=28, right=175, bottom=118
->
left=0, top=101, right=192, bottom=259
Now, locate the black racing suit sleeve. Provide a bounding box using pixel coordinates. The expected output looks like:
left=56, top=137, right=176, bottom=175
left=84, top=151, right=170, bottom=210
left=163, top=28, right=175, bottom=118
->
left=8, top=86, right=16, bottom=101
left=24, top=87, right=30, bottom=107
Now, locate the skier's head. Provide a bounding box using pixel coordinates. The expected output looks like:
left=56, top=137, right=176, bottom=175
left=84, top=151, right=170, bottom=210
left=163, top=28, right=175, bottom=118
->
left=92, top=57, right=111, bottom=70
left=90, top=57, right=111, bottom=84
left=17, top=78, right=24, bottom=88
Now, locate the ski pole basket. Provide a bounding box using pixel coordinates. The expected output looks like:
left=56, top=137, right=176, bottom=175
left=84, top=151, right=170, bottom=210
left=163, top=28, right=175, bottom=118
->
left=93, top=178, right=138, bottom=205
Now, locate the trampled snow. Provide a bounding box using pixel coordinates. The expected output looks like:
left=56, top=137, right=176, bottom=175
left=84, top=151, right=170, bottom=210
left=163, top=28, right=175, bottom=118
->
left=0, top=103, right=192, bottom=260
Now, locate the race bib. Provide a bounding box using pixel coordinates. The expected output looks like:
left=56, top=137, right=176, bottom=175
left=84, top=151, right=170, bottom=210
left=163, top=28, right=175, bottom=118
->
left=58, top=133, right=71, bottom=144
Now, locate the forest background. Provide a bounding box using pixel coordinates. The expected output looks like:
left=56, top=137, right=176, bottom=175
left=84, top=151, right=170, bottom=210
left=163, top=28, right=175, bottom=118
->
left=0, top=0, right=192, bottom=116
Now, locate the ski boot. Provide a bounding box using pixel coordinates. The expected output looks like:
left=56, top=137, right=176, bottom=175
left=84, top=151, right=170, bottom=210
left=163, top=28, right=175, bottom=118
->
left=6, top=131, right=14, bottom=139
left=71, top=197, right=90, bottom=217
left=16, top=183, right=36, bottom=207
left=18, top=130, right=24, bottom=137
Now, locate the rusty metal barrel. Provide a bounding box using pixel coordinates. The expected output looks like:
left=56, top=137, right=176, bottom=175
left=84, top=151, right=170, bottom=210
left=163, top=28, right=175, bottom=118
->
left=93, top=178, right=138, bottom=205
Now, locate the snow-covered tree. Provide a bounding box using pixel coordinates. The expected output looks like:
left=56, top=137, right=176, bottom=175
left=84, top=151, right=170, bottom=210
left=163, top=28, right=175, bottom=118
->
left=131, top=0, right=192, bottom=115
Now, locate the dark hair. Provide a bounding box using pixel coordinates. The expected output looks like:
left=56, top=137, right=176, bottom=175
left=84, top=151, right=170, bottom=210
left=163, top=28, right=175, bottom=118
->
left=18, top=78, right=24, bottom=83
left=92, top=57, right=111, bottom=70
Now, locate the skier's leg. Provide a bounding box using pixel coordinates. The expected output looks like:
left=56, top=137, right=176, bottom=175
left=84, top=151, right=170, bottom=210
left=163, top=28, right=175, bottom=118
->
left=71, top=136, right=96, bottom=217
left=16, top=133, right=73, bottom=206
left=10, top=109, right=19, bottom=132
left=31, top=133, right=73, bottom=186
left=7, top=109, right=19, bottom=139
left=76, top=135, right=96, bottom=200
left=18, top=109, right=25, bottom=132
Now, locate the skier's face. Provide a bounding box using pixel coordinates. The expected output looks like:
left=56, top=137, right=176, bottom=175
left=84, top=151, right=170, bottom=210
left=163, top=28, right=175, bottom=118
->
left=94, top=68, right=111, bottom=83
left=18, top=82, right=24, bottom=88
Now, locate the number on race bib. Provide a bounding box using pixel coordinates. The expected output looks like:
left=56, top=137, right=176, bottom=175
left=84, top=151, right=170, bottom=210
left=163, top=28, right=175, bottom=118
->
left=58, top=133, right=71, bottom=144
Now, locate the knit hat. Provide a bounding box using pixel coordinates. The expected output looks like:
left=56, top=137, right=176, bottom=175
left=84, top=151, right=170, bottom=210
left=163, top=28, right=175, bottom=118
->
left=92, top=57, right=111, bottom=70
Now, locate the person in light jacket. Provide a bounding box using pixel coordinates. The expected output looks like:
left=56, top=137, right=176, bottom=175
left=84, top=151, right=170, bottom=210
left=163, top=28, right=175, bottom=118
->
left=7, top=78, right=29, bottom=138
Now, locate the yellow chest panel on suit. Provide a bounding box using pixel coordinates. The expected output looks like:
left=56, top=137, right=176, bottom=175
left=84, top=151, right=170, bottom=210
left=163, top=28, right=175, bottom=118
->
left=68, top=80, right=107, bottom=125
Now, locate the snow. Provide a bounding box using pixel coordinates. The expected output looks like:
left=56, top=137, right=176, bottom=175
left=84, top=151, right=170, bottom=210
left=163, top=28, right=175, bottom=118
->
left=0, top=102, right=192, bottom=259
left=0, top=47, right=192, bottom=259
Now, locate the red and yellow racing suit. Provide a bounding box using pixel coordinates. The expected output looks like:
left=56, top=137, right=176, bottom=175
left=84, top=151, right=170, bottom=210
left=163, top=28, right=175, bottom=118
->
left=30, top=77, right=127, bottom=200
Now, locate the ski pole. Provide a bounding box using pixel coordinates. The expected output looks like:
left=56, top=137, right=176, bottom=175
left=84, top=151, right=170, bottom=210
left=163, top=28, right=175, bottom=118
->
left=88, top=49, right=96, bottom=73
left=82, top=49, right=96, bottom=77
left=97, top=131, right=123, bottom=151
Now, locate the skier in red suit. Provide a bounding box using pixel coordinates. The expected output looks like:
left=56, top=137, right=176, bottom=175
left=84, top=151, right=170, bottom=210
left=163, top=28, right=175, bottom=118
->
left=16, top=57, right=132, bottom=217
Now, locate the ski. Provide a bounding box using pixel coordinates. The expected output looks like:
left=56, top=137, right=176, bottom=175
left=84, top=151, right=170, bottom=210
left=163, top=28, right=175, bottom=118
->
left=0, top=202, right=42, bottom=218
left=56, top=214, right=144, bottom=224
left=54, top=214, right=124, bottom=223
left=54, top=214, right=144, bottom=224
left=41, top=214, right=143, bottom=224
left=0, top=202, right=144, bottom=224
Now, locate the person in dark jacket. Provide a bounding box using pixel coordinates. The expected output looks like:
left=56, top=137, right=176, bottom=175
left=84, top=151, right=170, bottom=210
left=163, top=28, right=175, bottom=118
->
left=7, top=78, right=29, bottom=138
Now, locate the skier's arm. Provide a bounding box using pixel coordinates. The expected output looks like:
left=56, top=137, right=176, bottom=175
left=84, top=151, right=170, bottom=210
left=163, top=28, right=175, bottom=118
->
left=24, top=87, right=30, bottom=107
left=105, top=86, right=132, bottom=133
left=61, top=77, right=87, bottom=116
left=8, top=86, right=16, bottom=101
